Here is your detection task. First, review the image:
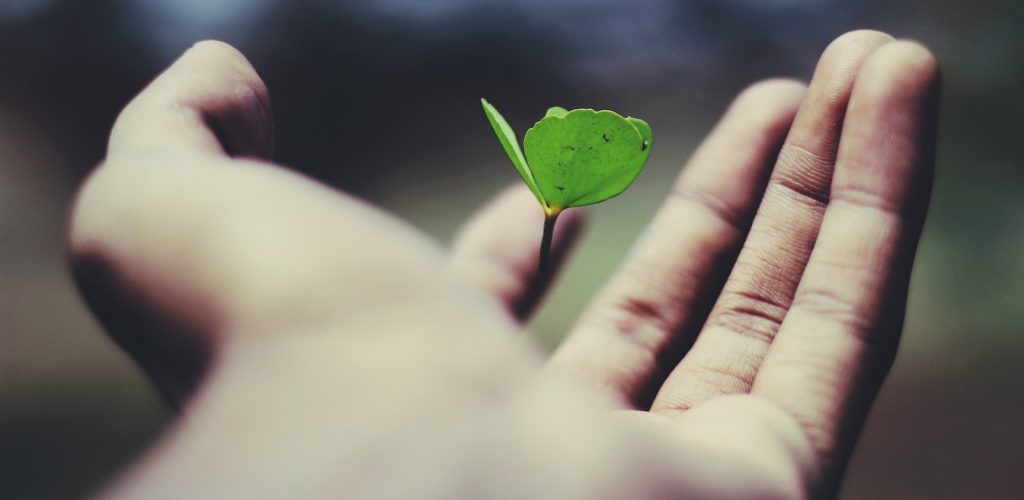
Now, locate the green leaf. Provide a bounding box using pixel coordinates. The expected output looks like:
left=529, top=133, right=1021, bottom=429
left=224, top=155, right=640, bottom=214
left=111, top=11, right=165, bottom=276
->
left=523, top=109, right=651, bottom=209
left=480, top=99, right=652, bottom=274
left=480, top=99, right=545, bottom=206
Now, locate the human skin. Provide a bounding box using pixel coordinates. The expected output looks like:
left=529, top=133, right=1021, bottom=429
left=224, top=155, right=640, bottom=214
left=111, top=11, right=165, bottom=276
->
left=67, top=30, right=939, bottom=499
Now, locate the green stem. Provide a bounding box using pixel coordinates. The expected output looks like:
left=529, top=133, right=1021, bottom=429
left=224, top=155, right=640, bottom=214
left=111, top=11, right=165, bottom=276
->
left=539, top=211, right=559, bottom=274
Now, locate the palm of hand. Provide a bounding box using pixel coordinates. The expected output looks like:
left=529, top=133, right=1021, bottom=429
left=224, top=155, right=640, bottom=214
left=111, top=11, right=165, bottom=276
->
left=71, top=31, right=938, bottom=499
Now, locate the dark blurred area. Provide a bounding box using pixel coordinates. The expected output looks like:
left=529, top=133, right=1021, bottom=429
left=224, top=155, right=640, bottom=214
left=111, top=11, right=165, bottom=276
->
left=0, top=0, right=1021, bottom=498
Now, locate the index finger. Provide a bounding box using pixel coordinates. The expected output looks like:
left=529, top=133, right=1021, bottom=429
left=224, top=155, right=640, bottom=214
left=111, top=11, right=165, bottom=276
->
left=108, top=40, right=274, bottom=160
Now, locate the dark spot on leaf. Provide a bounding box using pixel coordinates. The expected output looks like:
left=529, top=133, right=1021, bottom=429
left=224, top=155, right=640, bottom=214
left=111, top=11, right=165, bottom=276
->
left=602, top=133, right=611, bottom=142
left=563, top=145, right=576, bottom=152
left=555, top=185, right=565, bottom=191
left=641, top=141, right=649, bottom=152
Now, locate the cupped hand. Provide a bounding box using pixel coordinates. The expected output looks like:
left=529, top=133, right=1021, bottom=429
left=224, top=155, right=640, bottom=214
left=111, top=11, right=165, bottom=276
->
left=69, top=31, right=939, bottom=499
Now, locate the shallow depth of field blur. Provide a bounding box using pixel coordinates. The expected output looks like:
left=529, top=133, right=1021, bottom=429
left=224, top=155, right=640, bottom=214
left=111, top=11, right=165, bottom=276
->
left=0, top=1, right=1021, bottom=498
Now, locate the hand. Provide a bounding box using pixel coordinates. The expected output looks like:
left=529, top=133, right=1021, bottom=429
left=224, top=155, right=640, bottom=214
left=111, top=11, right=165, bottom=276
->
left=70, top=30, right=939, bottom=499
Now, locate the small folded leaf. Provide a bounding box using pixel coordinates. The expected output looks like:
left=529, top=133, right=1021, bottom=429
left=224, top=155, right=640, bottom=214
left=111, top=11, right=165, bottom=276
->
left=480, top=98, right=545, bottom=206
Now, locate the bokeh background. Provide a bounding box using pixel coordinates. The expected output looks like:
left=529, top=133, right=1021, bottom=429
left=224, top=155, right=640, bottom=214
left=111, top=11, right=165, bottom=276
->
left=0, top=0, right=1021, bottom=498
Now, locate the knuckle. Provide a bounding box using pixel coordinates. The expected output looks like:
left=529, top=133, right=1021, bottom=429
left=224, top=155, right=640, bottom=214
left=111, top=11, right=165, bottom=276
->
left=771, top=144, right=834, bottom=208
left=689, top=360, right=758, bottom=394
left=705, top=289, right=790, bottom=344
left=790, top=288, right=874, bottom=337
left=601, top=295, right=677, bottom=351
left=829, top=183, right=903, bottom=217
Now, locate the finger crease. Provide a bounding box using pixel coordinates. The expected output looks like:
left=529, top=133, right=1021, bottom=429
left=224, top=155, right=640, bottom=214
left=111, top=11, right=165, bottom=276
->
left=830, top=184, right=905, bottom=218
left=768, top=175, right=831, bottom=211
left=607, top=296, right=676, bottom=351
left=771, top=143, right=835, bottom=208
left=706, top=289, right=791, bottom=344
left=790, top=288, right=879, bottom=342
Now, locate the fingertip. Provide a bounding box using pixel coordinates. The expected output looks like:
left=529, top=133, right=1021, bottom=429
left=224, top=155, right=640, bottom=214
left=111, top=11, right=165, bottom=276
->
left=818, top=30, right=895, bottom=66
left=855, top=40, right=941, bottom=103
left=109, top=40, right=274, bottom=160
left=180, top=40, right=274, bottom=157
left=833, top=40, right=940, bottom=222
left=736, top=78, right=807, bottom=106
left=809, top=30, right=894, bottom=104
left=729, top=78, right=807, bottom=131
left=183, top=40, right=271, bottom=98
left=187, top=40, right=251, bottom=64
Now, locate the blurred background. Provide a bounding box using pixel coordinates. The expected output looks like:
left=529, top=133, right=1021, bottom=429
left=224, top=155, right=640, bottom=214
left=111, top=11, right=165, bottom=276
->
left=0, top=0, right=1021, bottom=498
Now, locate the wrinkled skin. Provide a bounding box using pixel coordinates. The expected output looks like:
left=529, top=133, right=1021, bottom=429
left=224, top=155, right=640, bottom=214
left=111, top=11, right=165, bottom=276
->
left=67, top=30, right=939, bottom=499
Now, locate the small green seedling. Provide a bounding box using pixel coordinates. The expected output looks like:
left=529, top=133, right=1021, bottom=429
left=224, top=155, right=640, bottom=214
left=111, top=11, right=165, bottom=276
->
left=481, top=98, right=651, bottom=273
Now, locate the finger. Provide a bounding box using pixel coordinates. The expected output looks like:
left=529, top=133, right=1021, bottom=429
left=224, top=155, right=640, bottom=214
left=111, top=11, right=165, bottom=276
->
left=652, top=30, right=894, bottom=412
left=108, top=40, right=274, bottom=160
left=547, top=78, right=806, bottom=409
left=71, top=41, right=274, bottom=406
left=448, top=185, right=584, bottom=321
left=752, top=41, right=939, bottom=492
left=71, top=154, right=451, bottom=407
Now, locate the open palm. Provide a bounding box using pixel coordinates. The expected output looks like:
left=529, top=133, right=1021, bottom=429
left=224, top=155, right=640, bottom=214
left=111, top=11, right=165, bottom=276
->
left=71, top=31, right=939, bottom=499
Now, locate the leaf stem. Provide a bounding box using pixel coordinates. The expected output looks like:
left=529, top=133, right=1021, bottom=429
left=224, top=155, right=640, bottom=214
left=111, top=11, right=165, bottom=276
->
left=539, top=210, right=560, bottom=274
